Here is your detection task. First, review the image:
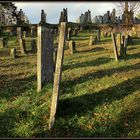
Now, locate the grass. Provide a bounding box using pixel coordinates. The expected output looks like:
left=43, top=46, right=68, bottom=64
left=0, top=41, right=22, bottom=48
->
left=0, top=31, right=140, bottom=138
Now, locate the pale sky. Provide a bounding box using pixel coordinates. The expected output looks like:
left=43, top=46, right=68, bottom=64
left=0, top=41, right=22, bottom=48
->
left=15, top=2, right=119, bottom=24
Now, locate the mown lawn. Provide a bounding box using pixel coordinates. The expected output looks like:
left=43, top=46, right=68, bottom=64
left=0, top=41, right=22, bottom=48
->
left=0, top=31, right=140, bottom=138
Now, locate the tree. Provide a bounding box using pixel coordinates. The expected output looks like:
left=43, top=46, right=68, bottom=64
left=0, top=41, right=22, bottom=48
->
left=116, top=2, right=140, bottom=27
left=116, top=2, right=140, bottom=16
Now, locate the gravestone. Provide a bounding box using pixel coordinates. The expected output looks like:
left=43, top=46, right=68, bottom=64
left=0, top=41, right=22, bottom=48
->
left=120, top=35, right=127, bottom=57
left=22, top=31, right=26, bottom=39
left=116, top=33, right=121, bottom=49
left=111, top=32, right=119, bottom=61
left=37, top=26, right=54, bottom=92
left=69, top=40, right=76, bottom=54
left=67, top=28, right=71, bottom=40
left=0, top=38, right=4, bottom=48
left=97, top=29, right=100, bottom=41
left=49, top=22, right=66, bottom=129
left=89, top=36, right=94, bottom=45
left=17, top=27, right=26, bottom=54
left=10, top=48, right=16, bottom=59
left=17, top=27, right=22, bottom=39
left=101, top=31, right=104, bottom=38
left=19, top=38, right=26, bottom=54
left=31, top=39, right=37, bottom=53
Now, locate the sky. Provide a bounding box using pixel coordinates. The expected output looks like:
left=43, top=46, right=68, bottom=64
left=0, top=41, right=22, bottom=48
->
left=15, top=2, right=119, bottom=24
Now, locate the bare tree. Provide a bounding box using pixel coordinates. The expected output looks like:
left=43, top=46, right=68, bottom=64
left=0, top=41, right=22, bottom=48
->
left=116, top=2, right=140, bottom=16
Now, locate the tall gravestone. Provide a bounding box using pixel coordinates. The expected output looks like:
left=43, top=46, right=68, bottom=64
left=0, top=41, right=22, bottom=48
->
left=37, top=26, right=54, bottom=92
left=49, top=22, right=66, bottom=129
left=111, top=32, right=119, bottom=61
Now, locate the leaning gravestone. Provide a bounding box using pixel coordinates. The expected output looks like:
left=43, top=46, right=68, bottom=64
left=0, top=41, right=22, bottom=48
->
left=49, top=22, right=66, bottom=129
left=111, top=32, right=119, bottom=61
left=37, top=26, right=54, bottom=92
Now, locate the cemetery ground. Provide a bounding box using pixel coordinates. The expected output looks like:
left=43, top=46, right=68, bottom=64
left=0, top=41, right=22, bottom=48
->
left=0, top=31, right=140, bottom=138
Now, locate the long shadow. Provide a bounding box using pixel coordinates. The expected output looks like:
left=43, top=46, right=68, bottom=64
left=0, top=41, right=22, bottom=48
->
left=0, top=62, right=30, bottom=68
left=104, top=97, right=140, bottom=137
left=76, top=47, right=106, bottom=54
left=0, top=107, right=19, bottom=137
left=0, top=74, right=36, bottom=99
left=58, top=76, right=140, bottom=118
left=61, top=62, right=140, bottom=94
left=63, top=57, right=113, bottom=71
left=95, top=38, right=112, bottom=45
left=126, top=52, right=140, bottom=60
left=0, top=50, right=10, bottom=57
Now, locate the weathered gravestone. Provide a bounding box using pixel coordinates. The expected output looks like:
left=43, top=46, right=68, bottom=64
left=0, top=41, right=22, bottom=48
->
left=17, top=27, right=22, bottom=40
left=22, top=31, right=26, bottom=39
left=116, top=33, right=121, bottom=49
left=101, top=31, right=104, bottom=38
left=120, top=35, right=127, bottom=57
left=17, top=27, right=26, bottom=54
left=0, top=38, right=4, bottom=48
left=49, top=22, right=66, bottom=129
left=97, top=29, right=100, bottom=41
left=69, top=40, right=76, bottom=54
left=0, top=38, right=8, bottom=48
left=67, top=28, right=71, bottom=40
left=10, top=48, right=16, bottom=59
left=19, top=38, right=26, bottom=54
left=37, top=26, right=54, bottom=92
left=111, top=32, right=119, bottom=61
left=89, top=36, right=94, bottom=46
left=31, top=39, right=37, bottom=53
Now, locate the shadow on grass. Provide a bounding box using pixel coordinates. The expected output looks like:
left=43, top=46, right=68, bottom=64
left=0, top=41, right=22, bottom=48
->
left=127, top=52, right=140, bottom=60
left=59, top=76, right=140, bottom=117
left=95, top=38, right=112, bottom=45
left=0, top=75, right=36, bottom=99
left=54, top=76, right=140, bottom=137
left=61, top=62, right=140, bottom=94
left=0, top=62, right=30, bottom=68
left=76, top=47, right=106, bottom=54
left=63, top=57, right=113, bottom=71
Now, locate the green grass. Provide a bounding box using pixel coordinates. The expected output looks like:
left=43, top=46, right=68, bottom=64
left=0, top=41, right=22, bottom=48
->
left=0, top=32, right=140, bottom=138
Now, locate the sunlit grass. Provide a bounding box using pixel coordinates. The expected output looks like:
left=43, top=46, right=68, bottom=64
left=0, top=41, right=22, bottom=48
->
left=0, top=32, right=140, bottom=138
